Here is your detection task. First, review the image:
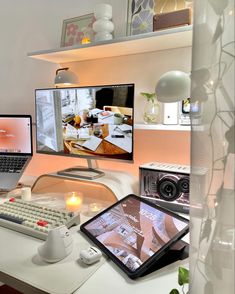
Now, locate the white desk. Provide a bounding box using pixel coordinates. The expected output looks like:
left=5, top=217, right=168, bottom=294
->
left=0, top=225, right=189, bottom=294
left=0, top=174, right=189, bottom=294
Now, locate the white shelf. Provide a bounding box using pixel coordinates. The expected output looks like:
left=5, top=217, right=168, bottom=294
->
left=134, top=123, right=191, bottom=131
left=28, top=25, right=192, bottom=63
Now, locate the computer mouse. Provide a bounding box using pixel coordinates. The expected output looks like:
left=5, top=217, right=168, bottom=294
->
left=38, top=225, right=73, bottom=263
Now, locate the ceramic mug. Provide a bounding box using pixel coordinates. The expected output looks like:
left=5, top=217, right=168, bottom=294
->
left=113, top=113, right=127, bottom=125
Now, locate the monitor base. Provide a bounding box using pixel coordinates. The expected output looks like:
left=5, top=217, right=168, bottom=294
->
left=57, top=167, right=105, bottom=180
left=57, top=159, right=105, bottom=180
left=140, top=240, right=189, bottom=277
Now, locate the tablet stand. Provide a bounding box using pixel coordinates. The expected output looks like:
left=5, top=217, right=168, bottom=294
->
left=140, top=240, right=189, bottom=277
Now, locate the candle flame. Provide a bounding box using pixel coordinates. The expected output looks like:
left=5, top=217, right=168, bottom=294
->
left=81, top=37, right=91, bottom=44
left=66, top=192, right=83, bottom=212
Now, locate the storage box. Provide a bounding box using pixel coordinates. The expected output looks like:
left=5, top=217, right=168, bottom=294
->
left=153, top=8, right=192, bottom=31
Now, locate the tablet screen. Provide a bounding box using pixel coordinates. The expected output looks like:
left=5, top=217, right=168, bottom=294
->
left=81, top=195, right=188, bottom=274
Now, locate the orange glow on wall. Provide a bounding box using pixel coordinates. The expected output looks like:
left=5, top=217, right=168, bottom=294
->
left=25, top=48, right=191, bottom=179
left=25, top=128, right=190, bottom=178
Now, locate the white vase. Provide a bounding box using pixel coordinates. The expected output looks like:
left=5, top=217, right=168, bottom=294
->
left=94, top=3, right=112, bottom=19
left=93, top=3, right=114, bottom=42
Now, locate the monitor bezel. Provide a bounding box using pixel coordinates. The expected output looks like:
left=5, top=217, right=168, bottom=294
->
left=35, top=83, right=135, bottom=163
left=0, top=114, right=33, bottom=156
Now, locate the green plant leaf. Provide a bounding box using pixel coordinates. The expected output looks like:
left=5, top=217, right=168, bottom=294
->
left=140, top=92, right=155, bottom=98
left=178, top=267, right=189, bottom=286
left=140, top=92, right=156, bottom=102
left=169, top=289, right=180, bottom=294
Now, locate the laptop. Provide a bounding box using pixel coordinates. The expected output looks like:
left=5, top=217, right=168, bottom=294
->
left=0, top=115, right=33, bottom=191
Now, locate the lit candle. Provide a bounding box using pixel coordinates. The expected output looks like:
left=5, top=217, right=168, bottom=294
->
left=81, top=37, right=91, bottom=44
left=66, top=192, right=83, bottom=212
left=89, top=202, right=102, bottom=214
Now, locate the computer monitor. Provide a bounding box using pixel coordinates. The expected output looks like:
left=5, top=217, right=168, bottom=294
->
left=35, top=84, right=134, bottom=179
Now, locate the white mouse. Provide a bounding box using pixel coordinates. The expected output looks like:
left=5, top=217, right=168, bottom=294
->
left=38, top=225, right=73, bottom=263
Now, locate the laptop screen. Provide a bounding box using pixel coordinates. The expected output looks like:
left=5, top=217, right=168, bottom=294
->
left=0, top=115, right=32, bottom=155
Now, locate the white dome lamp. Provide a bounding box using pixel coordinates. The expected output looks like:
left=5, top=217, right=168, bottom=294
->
left=156, top=71, right=191, bottom=103
left=54, top=67, right=78, bottom=87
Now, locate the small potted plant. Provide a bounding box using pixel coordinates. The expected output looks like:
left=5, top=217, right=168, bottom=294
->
left=140, top=92, right=160, bottom=124
left=169, top=267, right=189, bottom=294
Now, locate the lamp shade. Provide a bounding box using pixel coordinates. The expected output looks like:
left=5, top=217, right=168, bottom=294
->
left=156, top=71, right=190, bottom=103
left=54, top=68, right=78, bottom=86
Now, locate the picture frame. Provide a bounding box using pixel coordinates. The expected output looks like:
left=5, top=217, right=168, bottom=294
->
left=126, top=0, right=190, bottom=36
left=60, top=13, right=96, bottom=47
left=126, top=0, right=155, bottom=36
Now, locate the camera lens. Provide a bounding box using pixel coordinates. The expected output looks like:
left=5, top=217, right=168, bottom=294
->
left=178, top=178, right=189, bottom=193
left=157, top=178, right=180, bottom=201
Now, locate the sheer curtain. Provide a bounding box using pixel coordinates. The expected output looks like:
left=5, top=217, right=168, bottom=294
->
left=190, top=0, right=234, bottom=293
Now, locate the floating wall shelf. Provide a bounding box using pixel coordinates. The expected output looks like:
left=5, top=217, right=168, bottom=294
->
left=134, top=124, right=191, bottom=131
left=28, top=25, right=193, bottom=64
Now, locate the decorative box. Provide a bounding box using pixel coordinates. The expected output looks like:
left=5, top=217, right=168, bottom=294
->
left=153, top=8, right=192, bottom=31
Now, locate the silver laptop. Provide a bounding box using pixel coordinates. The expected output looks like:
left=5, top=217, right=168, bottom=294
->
left=0, top=115, right=32, bottom=191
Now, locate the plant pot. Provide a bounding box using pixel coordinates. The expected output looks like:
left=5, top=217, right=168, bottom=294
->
left=143, top=100, right=160, bottom=124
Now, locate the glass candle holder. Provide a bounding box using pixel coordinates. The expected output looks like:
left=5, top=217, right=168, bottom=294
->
left=65, top=192, right=83, bottom=212
left=88, top=202, right=102, bottom=215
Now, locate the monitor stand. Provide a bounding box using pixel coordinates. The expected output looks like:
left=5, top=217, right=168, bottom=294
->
left=140, top=240, right=189, bottom=277
left=57, top=159, right=105, bottom=180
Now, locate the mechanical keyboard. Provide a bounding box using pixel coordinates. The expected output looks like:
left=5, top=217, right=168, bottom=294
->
left=0, top=198, right=80, bottom=240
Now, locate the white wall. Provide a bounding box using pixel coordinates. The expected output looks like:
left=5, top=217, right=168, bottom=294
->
left=0, top=0, right=192, bottom=179
left=63, top=46, right=192, bottom=123
left=0, top=0, right=128, bottom=117
left=26, top=45, right=191, bottom=178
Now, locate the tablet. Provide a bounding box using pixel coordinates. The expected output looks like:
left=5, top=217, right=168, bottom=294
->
left=80, top=194, right=189, bottom=279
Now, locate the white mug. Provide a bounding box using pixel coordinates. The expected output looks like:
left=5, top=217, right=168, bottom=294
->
left=113, top=114, right=127, bottom=125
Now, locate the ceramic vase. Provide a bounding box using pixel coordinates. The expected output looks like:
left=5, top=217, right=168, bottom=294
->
left=93, top=3, right=114, bottom=42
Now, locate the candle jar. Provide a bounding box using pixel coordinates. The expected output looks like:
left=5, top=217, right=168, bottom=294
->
left=88, top=202, right=102, bottom=216
left=21, top=187, right=32, bottom=201
left=65, top=192, right=83, bottom=213
left=81, top=27, right=94, bottom=44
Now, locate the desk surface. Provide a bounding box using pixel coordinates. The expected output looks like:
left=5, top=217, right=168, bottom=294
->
left=0, top=224, right=188, bottom=294
left=0, top=174, right=189, bottom=294
left=64, top=123, right=132, bottom=160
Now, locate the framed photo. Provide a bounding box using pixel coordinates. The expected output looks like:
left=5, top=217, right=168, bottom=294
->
left=60, top=14, right=96, bottom=47
left=126, top=0, right=155, bottom=36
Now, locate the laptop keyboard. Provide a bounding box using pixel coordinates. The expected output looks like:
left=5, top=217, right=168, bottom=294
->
left=0, top=156, right=27, bottom=173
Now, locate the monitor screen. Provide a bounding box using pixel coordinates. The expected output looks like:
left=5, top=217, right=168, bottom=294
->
left=35, top=84, right=134, bottom=162
left=0, top=115, right=32, bottom=155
